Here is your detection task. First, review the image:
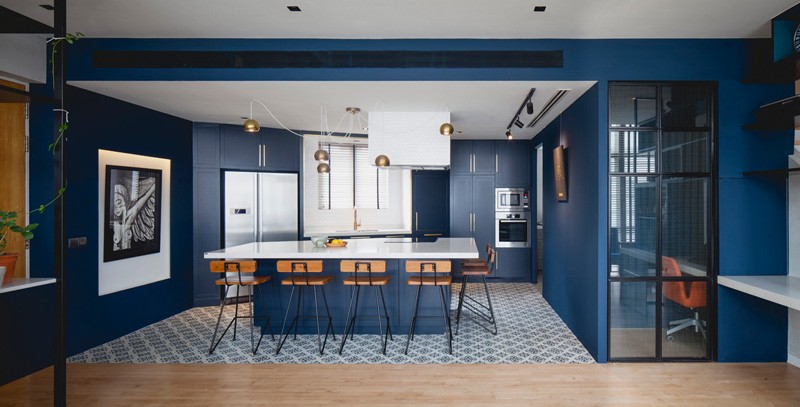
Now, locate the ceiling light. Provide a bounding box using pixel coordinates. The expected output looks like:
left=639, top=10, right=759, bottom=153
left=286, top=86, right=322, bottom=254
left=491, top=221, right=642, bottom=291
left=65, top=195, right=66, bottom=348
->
left=514, top=118, right=524, bottom=128
left=439, top=122, right=454, bottom=136
left=317, top=162, right=330, bottom=173
left=314, top=149, right=329, bottom=161
left=534, top=6, right=546, bottom=12
left=505, top=130, right=513, bottom=140
left=287, top=6, right=301, bottom=12
left=526, top=100, right=534, bottom=115
left=375, top=154, right=390, bottom=167
left=243, top=118, right=260, bottom=133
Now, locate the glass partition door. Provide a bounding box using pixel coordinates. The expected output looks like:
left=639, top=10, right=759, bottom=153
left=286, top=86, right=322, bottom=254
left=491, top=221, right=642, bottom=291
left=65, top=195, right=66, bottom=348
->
left=608, top=82, right=716, bottom=361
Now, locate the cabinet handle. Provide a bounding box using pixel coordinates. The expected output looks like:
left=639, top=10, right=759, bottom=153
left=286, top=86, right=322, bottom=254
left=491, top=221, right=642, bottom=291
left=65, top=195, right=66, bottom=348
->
left=496, top=153, right=499, bottom=173
left=262, top=145, right=267, bottom=167
left=415, top=212, right=419, bottom=231
left=258, top=144, right=262, bottom=166
left=471, top=154, right=475, bottom=173
left=496, top=252, right=499, bottom=270
left=424, top=233, right=442, bottom=237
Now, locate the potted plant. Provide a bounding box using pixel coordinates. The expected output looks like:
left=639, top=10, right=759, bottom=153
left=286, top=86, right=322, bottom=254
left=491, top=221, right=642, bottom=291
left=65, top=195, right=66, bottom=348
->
left=0, top=210, right=37, bottom=284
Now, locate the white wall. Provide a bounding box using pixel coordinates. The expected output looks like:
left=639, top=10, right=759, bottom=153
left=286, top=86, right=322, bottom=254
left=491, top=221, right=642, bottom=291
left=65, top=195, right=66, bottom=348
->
left=0, top=34, right=46, bottom=84
left=302, top=135, right=411, bottom=235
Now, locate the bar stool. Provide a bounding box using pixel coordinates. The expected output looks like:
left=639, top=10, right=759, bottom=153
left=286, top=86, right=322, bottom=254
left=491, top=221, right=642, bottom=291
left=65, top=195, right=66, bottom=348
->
left=208, top=260, right=274, bottom=355
left=404, top=260, right=453, bottom=355
left=455, top=247, right=498, bottom=335
left=461, top=243, right=491, bottom=266
left=338, top=260, right=392, bottom=355
left=275, top=260, right=335, bottom=355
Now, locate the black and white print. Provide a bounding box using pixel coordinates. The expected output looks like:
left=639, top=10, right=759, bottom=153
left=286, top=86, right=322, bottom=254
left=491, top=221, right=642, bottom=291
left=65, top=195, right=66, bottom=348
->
left=103, top=165, right=162, bottom=262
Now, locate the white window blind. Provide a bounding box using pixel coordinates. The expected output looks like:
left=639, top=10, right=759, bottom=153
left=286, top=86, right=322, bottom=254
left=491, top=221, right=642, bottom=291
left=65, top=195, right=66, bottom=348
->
left=318, top=142, right=389, bottom=210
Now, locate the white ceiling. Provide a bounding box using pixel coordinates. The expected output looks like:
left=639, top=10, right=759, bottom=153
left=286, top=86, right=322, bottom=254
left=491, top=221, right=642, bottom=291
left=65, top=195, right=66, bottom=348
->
left=1, top=0, right=796, bottom=39
left=69, top=81, right=595, bottom=140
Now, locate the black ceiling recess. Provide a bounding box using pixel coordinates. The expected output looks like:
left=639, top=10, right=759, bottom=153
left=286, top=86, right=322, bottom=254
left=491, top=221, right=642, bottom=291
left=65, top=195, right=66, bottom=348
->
left=0, top=5, right=53, bottom=33
left=92, top=50, right=564, bottom=69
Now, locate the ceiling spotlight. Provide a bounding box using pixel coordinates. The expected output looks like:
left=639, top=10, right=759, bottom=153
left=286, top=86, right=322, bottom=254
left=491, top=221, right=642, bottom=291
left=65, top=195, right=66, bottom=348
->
left=526, top=99, right=534, bottom=115
left=313, top=149, right=329, bottom=161
left=317, top=162, right=331, bottom=173
left=505, top=130, right=513, bottom=140
left=243, top=118, right=260, bottom=133
left=514, top=118, right=524, bottom=128
left=375, top=154, right=391, bottom=167
left=439, top=122, right=454, bottom=136
left=534, top=6, right=546, bottom=12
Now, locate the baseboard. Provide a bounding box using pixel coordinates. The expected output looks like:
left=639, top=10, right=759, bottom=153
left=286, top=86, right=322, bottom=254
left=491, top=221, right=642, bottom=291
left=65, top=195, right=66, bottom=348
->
left=788, top=353, right=800, bottom=368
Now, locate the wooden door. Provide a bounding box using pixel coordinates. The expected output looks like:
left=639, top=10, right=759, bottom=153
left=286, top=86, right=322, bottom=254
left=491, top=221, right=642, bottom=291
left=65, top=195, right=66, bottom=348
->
left=0, top=79, right=27, bottom=278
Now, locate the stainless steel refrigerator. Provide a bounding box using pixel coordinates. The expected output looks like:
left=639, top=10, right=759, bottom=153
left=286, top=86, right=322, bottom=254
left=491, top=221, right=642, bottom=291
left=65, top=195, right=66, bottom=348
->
left=224, top=171, right=298, bottom=247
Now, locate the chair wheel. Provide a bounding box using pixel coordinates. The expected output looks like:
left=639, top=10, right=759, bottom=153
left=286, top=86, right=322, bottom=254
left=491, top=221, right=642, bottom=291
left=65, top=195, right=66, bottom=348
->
left=667, top=335, right=674, bottom=342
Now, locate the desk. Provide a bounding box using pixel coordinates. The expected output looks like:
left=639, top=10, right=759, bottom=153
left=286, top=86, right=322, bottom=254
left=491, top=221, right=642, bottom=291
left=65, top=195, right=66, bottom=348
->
left=718, top=275, right=800, bottom=311
left=204, top=238, right=479, bottom=335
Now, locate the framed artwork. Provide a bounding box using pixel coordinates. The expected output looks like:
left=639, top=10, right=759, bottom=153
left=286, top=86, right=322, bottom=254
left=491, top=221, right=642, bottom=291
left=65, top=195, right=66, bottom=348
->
left=103, top=165, right=163, bottom=262
left=554, top=145, right=567, bottom=202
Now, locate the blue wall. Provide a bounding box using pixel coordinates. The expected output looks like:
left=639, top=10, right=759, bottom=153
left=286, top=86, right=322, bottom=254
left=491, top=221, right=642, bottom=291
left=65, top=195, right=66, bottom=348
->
left=57, top=38, right=794, bottom=363
left=535, top=85, right=603, bottom=360
left=28, top=85, right=194, bottom=358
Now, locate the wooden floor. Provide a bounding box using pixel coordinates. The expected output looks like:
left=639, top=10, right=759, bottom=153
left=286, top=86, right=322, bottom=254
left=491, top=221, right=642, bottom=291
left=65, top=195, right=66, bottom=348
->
left=2, top=363, right=800, bottom=406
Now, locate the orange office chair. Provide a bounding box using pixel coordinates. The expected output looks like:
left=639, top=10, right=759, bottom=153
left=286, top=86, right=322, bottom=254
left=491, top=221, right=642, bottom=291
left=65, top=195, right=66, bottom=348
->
left=662, top=256, right=707, bottom=341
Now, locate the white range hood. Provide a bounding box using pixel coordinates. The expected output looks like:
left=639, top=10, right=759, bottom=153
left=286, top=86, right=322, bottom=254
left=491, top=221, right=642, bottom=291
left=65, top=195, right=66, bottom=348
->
left=368, top=112, right=451, bottom=169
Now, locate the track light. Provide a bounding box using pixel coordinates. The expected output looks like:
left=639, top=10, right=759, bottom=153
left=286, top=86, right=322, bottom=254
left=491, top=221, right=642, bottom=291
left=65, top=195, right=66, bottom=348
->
left=526, top=99, right=534, bottom=115
left=505, top=130, right=513, bottom=140
left=439, top=122, right=454, bottom=136
left=514, top=117, right=524, bottom=128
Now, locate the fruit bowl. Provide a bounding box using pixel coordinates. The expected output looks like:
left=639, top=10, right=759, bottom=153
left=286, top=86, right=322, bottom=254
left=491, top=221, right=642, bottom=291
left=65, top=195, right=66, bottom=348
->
left=324, top=240, right=348, bottom=248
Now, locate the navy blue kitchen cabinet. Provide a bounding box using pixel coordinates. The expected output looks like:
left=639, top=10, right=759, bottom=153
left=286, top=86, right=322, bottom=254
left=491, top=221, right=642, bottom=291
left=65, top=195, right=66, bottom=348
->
left=263, top=128, right=301, bottom=171
left=495, top=140, right=532, bottom=188
left=450, top=173, right=495, bottom=275
left=193, top=123, right=220, bottom=168
left=193, top=168, right=222, bottom=306
left=412, top=170, right=450, bottom=242
left=220, top=124, right=262, bottom=169
left=494, top=248, right=532, bottom=280
left=450, top=140, right=496, bottom=175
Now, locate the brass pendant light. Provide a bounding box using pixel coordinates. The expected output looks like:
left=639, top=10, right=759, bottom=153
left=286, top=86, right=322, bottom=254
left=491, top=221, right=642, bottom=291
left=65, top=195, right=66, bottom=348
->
left=243, top=118, right=260, bottom=133
left=374, top=154, right=390, bottom=167
left=317, top=162, right=331, bottom=173
left=313, top=149, right=329, bottom=161
left=439, top=122, right=454, bottom=136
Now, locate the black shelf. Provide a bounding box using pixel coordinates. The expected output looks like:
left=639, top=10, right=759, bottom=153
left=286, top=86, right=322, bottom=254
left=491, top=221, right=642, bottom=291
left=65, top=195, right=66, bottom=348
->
left=742, top=95, right=800, bottom=131
left=743, top=167, right=800, bottom=177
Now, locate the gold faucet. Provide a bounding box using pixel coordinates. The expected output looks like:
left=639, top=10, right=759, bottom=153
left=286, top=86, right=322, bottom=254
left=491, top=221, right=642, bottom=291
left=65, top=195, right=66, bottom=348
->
left=354, top=206, right=361, bottom=230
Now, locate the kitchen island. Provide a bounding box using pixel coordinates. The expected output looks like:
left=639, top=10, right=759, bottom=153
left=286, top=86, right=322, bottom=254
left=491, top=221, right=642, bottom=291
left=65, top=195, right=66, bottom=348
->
left=204, top=237, right=478, bottom=335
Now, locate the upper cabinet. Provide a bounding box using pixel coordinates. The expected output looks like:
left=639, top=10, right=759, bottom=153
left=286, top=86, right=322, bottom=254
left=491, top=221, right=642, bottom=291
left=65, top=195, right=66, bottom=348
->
left=219, top=125, right=300, bottom=171
left=193, top=123, right=220, bottom=168
left=495, top=140, right=531, bottom=188
left=450, top=140, right=496, bottom=175
left=412, top=170, right=449, bottom=241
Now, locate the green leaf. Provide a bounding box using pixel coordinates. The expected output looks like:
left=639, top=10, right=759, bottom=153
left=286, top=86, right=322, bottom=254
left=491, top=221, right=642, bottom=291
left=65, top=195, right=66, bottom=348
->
left=21, top=232, right=34, bottom=240
left=26, top=223, right=39, bottom=231
left=38, top=205, right=45, bottom=213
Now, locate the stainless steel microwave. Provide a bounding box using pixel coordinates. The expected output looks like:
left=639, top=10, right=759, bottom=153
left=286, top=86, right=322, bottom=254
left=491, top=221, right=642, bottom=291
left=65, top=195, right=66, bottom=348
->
left=495, top=188, right=530, bottom=212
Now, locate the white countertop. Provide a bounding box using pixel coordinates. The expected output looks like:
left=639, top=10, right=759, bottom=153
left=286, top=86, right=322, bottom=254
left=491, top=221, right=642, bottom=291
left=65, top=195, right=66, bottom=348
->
left=304, top=229, right=412, bottom=237
left=0, top=278, right=57, bottom=295
left=205, top=237, right=478, bottom=260
left=718, top=275, right=800, bottom=311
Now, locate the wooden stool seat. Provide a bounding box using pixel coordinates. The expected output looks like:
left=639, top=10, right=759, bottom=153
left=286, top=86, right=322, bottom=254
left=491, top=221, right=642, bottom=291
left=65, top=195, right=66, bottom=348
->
left=407, top=276, right=453, bottom=286
left=343, top=275, right=391, bottom=286
left=461, top=268, right=491, bottom=276
left=280, top=275, right=334, bottom=286
left=214, top=275, right=271, bottom=286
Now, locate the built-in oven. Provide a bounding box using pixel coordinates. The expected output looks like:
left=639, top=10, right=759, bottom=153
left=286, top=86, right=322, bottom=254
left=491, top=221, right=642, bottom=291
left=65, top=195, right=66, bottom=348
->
left=496, top=211, right=531, bottom=248
left=495, top=188, right=530, bottom=212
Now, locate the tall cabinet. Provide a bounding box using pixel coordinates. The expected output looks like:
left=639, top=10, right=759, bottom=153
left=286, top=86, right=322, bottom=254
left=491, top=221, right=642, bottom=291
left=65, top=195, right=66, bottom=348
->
left=450, top=141, right=496, bottom=268
left=412, top=170, right=449, bottom=242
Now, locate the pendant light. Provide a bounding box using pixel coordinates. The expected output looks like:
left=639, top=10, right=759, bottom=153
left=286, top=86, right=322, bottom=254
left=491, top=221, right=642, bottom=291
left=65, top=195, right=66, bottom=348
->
left=439, top=122, right=454, bottom=136
left=374, top=154, right=390, bottom=167
left=317, top=162, right=331, bottom=173
left=243, top=118, right=260, bottom=133
left=313, top=148, right=329, bottom=161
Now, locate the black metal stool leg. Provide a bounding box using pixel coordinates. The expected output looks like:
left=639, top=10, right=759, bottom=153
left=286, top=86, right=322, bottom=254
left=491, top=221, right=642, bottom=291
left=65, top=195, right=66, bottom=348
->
left=339, top=285, right=358, bottom=354
left=439, top=285, right=453, bottom=355
left=349, top=286, right=361, bottom=340
left=405, top=285, right=422, bottom=355
left=249, top=285, right=256, bottom=354
left=455, top=275, right=468, bottom=335
left=320, top=284, right=336, bottom=341
left=256, top=284, right=275, bottom=341
left=209, top=285, right=230, bottom=354
left=275, top=286, right=297, bottom=355
left=293, top=287, right=303, bottom=339
left=313, top=286, right=323, bottom=355
left=373, top=286, right=386, bottom=354
left=379, top=286, right=393, bottom=342
left=233, top=285, right=240, bottom=340
left=483, top=276, right=498, bottom=335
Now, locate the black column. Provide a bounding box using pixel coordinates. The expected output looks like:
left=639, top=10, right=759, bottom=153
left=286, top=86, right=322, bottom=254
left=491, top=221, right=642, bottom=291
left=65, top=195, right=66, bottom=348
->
left=53, top=0, right=67, bottom=406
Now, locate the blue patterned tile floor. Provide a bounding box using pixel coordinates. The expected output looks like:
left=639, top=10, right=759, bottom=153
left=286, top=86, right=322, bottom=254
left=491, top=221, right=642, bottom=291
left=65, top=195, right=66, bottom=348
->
left=69, top=283, right=595, bottom=364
